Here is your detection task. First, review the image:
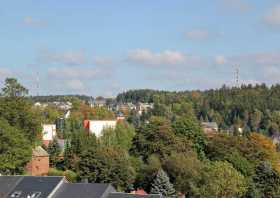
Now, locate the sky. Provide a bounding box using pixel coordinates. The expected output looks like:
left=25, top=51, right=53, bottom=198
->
left=1, top=0, right=280, bottom=97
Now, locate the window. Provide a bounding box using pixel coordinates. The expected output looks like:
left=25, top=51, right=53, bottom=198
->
left=27, top=192, right=41, bottom=198
left=10, top=191, right=22, bottom=197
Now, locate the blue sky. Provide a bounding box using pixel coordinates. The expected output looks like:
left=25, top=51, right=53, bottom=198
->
left=1, top=0, right=280, bottom=96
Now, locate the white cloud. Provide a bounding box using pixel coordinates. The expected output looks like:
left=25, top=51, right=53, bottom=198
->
left=128, top=49, right=186, bottom=65
left=23, top=16, right=47, bottom=27
left=264, top=5, right=280, bottom=26
left=186, top=29, right=210, bottom=41
left=215, top=55, right=227, bottom=65
left=40, top=49, right=86, bottom=66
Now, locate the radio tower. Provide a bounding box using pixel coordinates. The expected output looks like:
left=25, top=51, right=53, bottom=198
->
left=235, top=66, right=240, bottom=88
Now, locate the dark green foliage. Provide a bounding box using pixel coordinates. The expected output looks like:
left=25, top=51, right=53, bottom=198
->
left=163, top=152, right=203, bottom=195
left=0, top=97, right=42, bottom=143
left=78, top=146, right=135, bottom=191
left=172, top=117, right=206, bottom=158
left=0, top=119, right=32, bottom=175
left=100, top=122, right=135, bottom=151
left=150, top=169, right=176, bottom=198
left=47, top=138, right=61, bottom=167
left=253, top=161, right=280, bottom=197
left=1, top=78, right=28, bottom=97
left=131, top=116, right=193, bottom=160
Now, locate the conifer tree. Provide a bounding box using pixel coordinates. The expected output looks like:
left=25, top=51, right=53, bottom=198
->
left=150, top=169, right=176, bottom=198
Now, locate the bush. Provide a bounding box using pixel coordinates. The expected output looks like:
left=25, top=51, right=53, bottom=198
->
left=48, top=168, right=77, bottom=182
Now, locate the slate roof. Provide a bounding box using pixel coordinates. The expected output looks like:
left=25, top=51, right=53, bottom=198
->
left=0, top=176, right=64, bottom=198
left=52, top=183, right=116, bottom=198
left=107, top=193, right=162, bottom=198
left=0, top=176, right=22, bottom=198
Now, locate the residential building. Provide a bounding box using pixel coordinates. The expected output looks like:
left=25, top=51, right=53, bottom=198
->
left=42, top=124, right=56, bottom=146
left=84, top=120, right=117, bottom=137
left=25, top=146, right=49, bottom=176
left=0, top=176, right=160, bottom=198
left=201, top=122, right=218, bottom=136
left=91, top=99, right=107, bottom=108
left=52, top=183, right=116, bottom=198
left=136, top=103, right=154, bottom=115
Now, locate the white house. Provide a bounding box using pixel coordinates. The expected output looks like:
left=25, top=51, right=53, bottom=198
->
left=42, top=124, right=56, bottom=145
left=84, top=120, right=117, bottom=137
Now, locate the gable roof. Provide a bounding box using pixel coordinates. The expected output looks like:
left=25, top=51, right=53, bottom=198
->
left=107, top=193, right=161, bottom=198
left=32, top=146, right=49, bottom=157
left=0, top=176, right=22, bottom=198
left=0, top=176, right=64, bottom=198
left=201, top=122, right=218, bottom=129
left=52, top=183, right=116, bottom=198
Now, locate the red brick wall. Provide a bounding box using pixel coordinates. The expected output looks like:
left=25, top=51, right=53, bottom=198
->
left=26, top=156, right=49, bottom=176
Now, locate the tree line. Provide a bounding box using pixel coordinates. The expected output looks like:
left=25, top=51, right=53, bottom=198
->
left=2, top=79, right=280, bottom=197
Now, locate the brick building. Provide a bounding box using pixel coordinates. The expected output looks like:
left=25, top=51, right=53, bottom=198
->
left=25, top=146, right=49, bottom=176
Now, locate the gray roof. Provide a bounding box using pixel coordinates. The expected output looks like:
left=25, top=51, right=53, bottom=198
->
left=0, top=176, right=22, bottom=198
left=108, top=193, right=161, bottom=198
left=0, top=176, right=64, bottom=198
left=52, top=183, right=116, bottom=198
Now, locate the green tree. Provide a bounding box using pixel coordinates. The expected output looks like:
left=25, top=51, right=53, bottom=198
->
left=47, top=139, right=61, bottom=167
left=150, top=169, right=176, bottom=198
left=253, top=161, right=280, bottom=197
left=0, top=79, right=41, bottom=143
left=199, top=161, right=247, bottom=198
left=131, top=117, right=175, bottom=159
left=79, top=146, right=135, bottom=191
left=172, top=117, right=206, bottom=158
left=0, top=119, right=32, bottom=175
left=1, top=78, right=28, bottom=97
left=163, top=152, right=203, bottom=196
left=100, top=122, right=135, bottom=151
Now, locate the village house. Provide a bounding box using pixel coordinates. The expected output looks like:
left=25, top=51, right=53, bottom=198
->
left=42, top=124, right=57, bottom=146
left=0, top=176, right=161, bottom=198
left=84, top=120, right=117, bottom=137
left=201, top=122, right=218, bottom=136
left=25, top=146, right=49, bottom=176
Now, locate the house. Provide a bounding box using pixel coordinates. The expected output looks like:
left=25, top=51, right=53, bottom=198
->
left=116, top=112, right=125, bottom=121
left=91, top=99, right=107, bottom=108
left=25, top=146, right=49, bottom=176
left=52, top=183, right=116, bottom=198
left=42, top=124, right=57, bottom=146
left=136, top=103, right=154, bottom=115
left=0, top=176, right=160, bottom=198
left=201, top=122, right=218, bottom=135
left=0, top=176, right=64, bottom=198
left=84, top=120, right=117, bottom=137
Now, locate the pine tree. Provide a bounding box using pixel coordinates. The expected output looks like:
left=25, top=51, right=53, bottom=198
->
left=150, top=169, right=176, bottom=198
left=47, top=138, right=61, bottom=167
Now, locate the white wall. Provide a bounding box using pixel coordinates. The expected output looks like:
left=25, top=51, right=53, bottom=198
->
left=89, top=120, right=117, bottom=137
left=42, top=124, right=56, bottom=141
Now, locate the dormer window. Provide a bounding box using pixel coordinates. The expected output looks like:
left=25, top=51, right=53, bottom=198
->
left=10, top=191, right=22, bottom=197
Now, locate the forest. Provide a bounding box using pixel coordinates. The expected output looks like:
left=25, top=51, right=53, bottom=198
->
left=1, top=79, right=280, bottom=197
